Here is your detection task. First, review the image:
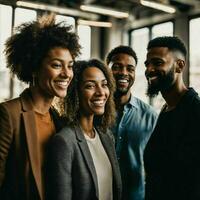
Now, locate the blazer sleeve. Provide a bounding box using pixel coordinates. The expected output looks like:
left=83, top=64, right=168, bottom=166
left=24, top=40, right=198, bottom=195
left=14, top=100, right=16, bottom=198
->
left=46, top=133, right=73, bottom=200
left=0, top=104, right=13, bottom=188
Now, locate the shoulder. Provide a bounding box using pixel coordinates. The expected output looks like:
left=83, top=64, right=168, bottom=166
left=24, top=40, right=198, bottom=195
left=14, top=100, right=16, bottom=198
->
left=188, top=91, right=200, bottom=114
left=0, top=97, right=21, bottom=111
left=132, top=96, right=158, bottom=117
left=181, top=88, right=200, bottom=111
left=53, top=125, right=77, bottom=143
left=0, top=97, right=22, bottom=120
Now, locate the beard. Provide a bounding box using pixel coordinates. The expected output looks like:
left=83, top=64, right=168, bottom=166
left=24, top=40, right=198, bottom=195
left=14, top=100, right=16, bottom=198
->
left=146, top=67, right=175, bottom=98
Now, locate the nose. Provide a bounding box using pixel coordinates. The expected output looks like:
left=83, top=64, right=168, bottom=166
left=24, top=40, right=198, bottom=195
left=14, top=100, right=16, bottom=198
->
left=95, top=85, right=104, bottom=96
left=145, top=63, right=155, bottom=74
left=119, top=66, right=128, bottom=75
left=61, top=65, right=73, bottom=78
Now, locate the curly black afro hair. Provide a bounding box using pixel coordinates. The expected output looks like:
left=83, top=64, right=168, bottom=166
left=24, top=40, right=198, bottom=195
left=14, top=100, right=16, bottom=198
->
left=4, top=14, right=81, bottom=83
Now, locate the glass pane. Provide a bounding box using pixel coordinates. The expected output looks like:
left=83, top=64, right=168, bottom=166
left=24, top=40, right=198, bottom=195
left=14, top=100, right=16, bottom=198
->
left=12, top=7, right=37, bottom=98
left=77, top=25, right=91, bottom=60
left=152, top=22, right=173, bottom=38
left=0, top=4, right=12, bottom=102
left=14, top=7, right=37, bottom=27
left=189, top=18, right=200, bottom=94
left=151, top=21, right=173, bottom=111
left=56, top=14, right=75, bottom=30
left=131, top=27, right=149, bottom=103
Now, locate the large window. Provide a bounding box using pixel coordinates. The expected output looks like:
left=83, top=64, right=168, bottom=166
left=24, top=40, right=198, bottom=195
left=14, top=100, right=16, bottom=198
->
left=130, top=22, right=173, bottom=111
left=77, top=25, right=91, bottom=60
left=56, top=14, right=75, bottom=30
left=12, top=8, right=37, bottom=98
left=131, top=27, right=149, bottom=103
left=0, top=5, right=12, bottom=102
left=189, top=17, right=200, bottom=94
left=152, top=22, right=173, bottom=38
left=14, top=7, right=37, bottom=27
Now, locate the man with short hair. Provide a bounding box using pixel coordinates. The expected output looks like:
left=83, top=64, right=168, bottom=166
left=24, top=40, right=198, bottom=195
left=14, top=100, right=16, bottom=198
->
left=106, top=45, right=158, bottom=200
left=144, top=36, right=200, bottom=200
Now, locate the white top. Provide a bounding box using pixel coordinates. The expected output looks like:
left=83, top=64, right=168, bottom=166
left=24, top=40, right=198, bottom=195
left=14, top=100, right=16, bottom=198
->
left=84, top=129, right=113, bottom=200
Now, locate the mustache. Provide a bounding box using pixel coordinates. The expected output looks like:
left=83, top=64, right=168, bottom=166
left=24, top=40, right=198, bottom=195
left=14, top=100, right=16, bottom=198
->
left=115, top=74, right=129, bottom=79
left=145, top=71, right=160, bottom=78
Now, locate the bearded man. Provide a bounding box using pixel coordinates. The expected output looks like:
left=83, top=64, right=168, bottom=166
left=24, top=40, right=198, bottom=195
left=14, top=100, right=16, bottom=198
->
left=144, top=36, right=200, bottom=200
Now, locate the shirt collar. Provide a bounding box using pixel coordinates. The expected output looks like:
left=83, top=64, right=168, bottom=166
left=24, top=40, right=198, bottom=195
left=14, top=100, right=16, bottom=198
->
left=125, top=94, right=139, bottom=109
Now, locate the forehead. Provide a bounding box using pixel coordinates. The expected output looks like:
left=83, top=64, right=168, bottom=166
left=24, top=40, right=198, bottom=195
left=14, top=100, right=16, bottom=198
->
left=111, top=53, right=136, bottom=65
left=82, top=67, right=106, bottom=81
left=45, top=47, right=72, bottom=60
left=147, top=47, right=174, bottom=59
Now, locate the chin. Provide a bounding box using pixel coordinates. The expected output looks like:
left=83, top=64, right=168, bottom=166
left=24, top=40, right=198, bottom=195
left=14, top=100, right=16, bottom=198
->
left=94, top=109, right=105, bottom=115
left=56, top=92, right=67, bottom=98
left=147, top=86, right=160, bottom=98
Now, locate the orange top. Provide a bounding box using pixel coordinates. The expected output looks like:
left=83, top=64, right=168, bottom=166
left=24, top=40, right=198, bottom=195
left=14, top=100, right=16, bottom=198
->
left=34, top=111, right=55, bottom=194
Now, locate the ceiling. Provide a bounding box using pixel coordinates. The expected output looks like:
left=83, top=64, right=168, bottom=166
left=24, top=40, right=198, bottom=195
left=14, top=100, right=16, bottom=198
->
left=40, top=0, right=200, bottom=19
left=1, top=0, right=198, bottom=22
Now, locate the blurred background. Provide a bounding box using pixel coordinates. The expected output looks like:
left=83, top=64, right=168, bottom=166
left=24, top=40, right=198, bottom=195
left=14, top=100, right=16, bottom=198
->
left=1, top=0, right=200, bottom=111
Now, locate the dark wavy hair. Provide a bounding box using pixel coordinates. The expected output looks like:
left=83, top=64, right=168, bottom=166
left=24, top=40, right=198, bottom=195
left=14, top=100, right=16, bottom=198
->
left=147, top=36, right=187, bottom=58
left=106, top=45, right=138, bottom=65
left=4, top=14, right=81, bottom=84
left=65, top=59, right=116, bottom=131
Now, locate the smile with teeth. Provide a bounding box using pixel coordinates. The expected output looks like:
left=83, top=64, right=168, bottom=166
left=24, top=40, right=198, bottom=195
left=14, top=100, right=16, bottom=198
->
left=92, top=100, right=105, bottom=107
left=148, top=76, right=158, bottom=84
left=118, top=79, right=128, bottom=83
left=55, top=80, right=69, bottom=88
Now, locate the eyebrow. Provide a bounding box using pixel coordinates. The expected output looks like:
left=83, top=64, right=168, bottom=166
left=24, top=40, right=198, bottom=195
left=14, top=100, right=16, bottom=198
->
left=112, top=63, right=135, bottom=67
left=83, top=78, right=107, bottom=83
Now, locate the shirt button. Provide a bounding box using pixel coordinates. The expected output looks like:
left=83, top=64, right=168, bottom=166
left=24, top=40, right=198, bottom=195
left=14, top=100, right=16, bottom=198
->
left=119, top=136, right=122, bottom=140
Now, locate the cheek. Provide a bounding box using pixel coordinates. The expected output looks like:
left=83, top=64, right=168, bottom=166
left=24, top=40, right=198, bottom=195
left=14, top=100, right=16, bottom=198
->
left=130, top=73, right=135, bottom=80
left=105, top=88, right=110, bottom=99
left=69, top=69, right=74, bottom=78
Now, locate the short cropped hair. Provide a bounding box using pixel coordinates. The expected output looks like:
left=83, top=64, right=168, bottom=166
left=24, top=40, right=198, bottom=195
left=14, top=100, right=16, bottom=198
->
left=65, top=59, right=116, bottom=131
left=147, top=36, right=187, bottom=58
left=5, top=15, right=81, bottom=83
left=106, top=45, right=138, bottom=65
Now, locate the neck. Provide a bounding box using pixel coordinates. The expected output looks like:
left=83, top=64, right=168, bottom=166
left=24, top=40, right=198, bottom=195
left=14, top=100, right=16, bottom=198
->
left=115, top=90, right=131, bottom=110
left=30, top=87, right=54, bottom=114
left=79, top=115, right=95, bottom=138
left=161, top=80, right=188, bottom=110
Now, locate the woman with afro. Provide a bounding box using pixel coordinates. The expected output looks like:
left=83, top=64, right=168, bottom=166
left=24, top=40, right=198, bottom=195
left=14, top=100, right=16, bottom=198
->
left=0, top=14, right=81, bottom=200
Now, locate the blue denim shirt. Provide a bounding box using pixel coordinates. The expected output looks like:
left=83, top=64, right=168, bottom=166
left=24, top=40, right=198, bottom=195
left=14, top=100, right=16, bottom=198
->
left=112, top=95, right=158, bottom=200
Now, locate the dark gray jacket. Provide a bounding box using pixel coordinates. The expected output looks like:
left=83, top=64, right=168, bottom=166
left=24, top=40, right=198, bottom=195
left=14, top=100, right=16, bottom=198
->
left=46, top=124, right=122, bottom=200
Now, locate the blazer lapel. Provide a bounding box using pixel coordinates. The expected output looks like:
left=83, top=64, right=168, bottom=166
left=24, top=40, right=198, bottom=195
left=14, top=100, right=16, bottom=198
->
left=74, top=125, right=99, bottom=198
left=21, top=89, right=43, bottom=200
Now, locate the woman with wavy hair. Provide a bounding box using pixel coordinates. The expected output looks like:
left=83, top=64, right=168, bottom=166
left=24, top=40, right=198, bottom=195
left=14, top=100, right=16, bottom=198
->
left=47, top=59, right=122, bottom=200
left=0, top=15, right=81, bottom=200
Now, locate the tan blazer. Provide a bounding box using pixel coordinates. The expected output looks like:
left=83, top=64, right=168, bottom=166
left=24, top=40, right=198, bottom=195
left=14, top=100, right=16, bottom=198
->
left=0, top=89, right=62, bottom=200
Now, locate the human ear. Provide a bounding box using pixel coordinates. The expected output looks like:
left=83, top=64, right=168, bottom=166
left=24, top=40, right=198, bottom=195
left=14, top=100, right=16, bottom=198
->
left=176, top=59, right=185, bottom=73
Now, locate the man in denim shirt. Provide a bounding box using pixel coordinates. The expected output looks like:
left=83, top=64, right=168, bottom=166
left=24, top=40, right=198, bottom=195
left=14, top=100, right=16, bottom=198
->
left=106, top=45, right=158, bottom=200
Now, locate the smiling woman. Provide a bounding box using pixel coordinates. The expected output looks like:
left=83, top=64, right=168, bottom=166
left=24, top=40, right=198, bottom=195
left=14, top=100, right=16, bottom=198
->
left=46, top=59, right=122, bottom=200
left=0, top=14, right=81, bottom=200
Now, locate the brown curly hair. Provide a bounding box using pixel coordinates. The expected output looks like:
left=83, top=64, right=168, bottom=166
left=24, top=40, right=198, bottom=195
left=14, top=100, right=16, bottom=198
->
left=4, top=14, right=81, bottom=84
left=64, top=59, right=116, bottom=131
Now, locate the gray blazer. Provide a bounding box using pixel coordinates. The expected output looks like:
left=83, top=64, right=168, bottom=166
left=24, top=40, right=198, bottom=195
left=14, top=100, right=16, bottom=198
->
left=46, top=124, right=122, bottom=200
